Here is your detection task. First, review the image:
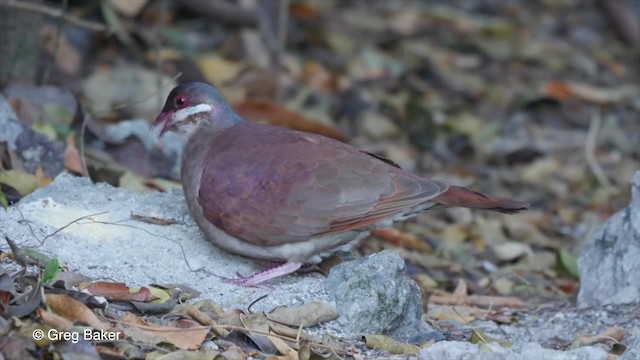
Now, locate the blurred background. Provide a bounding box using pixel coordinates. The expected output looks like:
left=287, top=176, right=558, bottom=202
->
left=1, top=0, right=639, bottom=303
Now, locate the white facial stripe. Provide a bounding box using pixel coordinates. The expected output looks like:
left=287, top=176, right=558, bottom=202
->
left=173, top=104, right=213, bottom=122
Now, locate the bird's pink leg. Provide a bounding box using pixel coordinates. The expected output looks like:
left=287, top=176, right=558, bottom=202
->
left=222, top=262, right=302, bottom=287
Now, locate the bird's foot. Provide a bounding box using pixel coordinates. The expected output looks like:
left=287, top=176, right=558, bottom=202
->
left=220, top=262, right=303, bottom=288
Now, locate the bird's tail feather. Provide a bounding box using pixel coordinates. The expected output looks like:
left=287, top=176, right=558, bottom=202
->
left=434, top=186, right=528, bottom=214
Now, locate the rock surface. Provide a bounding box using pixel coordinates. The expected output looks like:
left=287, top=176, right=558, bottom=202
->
left=419, top=341, right=607, bottom=360
left=0, top=94, right=64, bottom=178
left=326, top=250, right=430, bottom=341
left=578, top=171, right=640, bottom=306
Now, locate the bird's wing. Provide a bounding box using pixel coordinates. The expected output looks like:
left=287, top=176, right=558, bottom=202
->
left=198, top=123, right=447, bottom=246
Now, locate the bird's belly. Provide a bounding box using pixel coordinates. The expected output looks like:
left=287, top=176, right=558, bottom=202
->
left=194, top=211, right=370, bottom=263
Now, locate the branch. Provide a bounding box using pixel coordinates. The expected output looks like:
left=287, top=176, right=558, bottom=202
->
left=0, top=0, right=106, bottom=32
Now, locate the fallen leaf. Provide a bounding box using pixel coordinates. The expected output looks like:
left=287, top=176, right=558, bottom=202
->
left=83, top=281, right=160, bottom=302
left=266, top=301, right=338, bottom=327
left=363, top=335, right=420, bottom=355
left=34, top=167, right=52, bottom=188
left=118, top=312, right=209, bottom=350
left=543, top=81, right=573, bottom=101
left=63, top=134, right=86, bottom=175
left=42, top=257, right=60, bottom=285
left=556, top=250, right=579, bottom=279
left=0, top=189, right=7, bottom=208
left=429, top=279, right=525, bottom=309
left=198, top=54, right=244, bottom=85
left=0, top=170, right=38, bottom=196
left=176, top=304, right=229, bottom=337
left=543, top=80, right=638, bottom=105
left=574, top=326, right=625, bottom=347
left=46, top=294, right=111, bottom=330
left=50, top=271, right=93, bottom=290
left=371, top=228, right=432, bottom=252
left=470, top=329, right=512, bottom=347
left=36, top=307, right=74, bottom=331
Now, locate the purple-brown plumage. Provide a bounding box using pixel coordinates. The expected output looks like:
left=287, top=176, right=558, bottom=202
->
left=152, top=82, right=528, bottom=286
left=197, top=122, right=445, bottom=247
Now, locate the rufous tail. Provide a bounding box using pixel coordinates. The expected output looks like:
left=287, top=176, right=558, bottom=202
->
left=434, top=186, right=528, bottom=214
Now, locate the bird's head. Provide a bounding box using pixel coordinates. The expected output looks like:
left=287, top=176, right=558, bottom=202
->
left=151, top=82, right=237, bottom=137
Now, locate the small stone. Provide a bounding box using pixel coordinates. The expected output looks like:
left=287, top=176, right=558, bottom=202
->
left=325, top=250, right=432, bottom=341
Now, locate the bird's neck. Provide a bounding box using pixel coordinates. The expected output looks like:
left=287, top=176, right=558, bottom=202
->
left=209, top=105, right=243, bottom=132
left=183, top=106, right=243, bottom=142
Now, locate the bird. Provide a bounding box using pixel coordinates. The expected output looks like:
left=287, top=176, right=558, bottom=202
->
left=151, top=82, right=527, bottom=286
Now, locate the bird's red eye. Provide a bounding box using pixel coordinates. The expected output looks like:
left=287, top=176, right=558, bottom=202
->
left=174, top=95, right=188, bottom=109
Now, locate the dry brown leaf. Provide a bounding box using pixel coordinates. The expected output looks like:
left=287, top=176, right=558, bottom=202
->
left=543, top=81, right=573, bottom=101
left=577, top=326, right=625, bottom=346
left=543, top=80, right=638, bottom=105
left=83, top=281, right=159, bottom=302
left=266, top=302, right=338, bottom=327
left=46, top=294, right=111, bottom=330
left=34, top=166, right=52, bottom=188
left=118, top=312, right=209, bottom=350
left=239, top=313, right=276, bottom=354
left=36, top=307, right=74, bottom=331
left=181, top=304, right=230, bottom=337
left=94, top=345, right=126, bottom=359
left=429, top=280, right=525, bottom=309
left=63, top=134, right=86, bottom=175
left=433, top=310, right=477, bottom=323
left=363, top=335, right=420, bottom=355
left=233, top=100, right=346, bottom=141
left=267, top=333, right=299, bottom=360
left=370, top=228, right=432, bottom=252
left=268, top=322, right=315, bottom=342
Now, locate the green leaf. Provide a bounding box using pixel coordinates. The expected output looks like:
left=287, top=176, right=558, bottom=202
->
left=556, top=250, right=579, bottom=279
left=20, top=248, right=54, bottom=267
left=0, top=189, right=7, bottom=209
left=0, top=170, right=38, bottom=196
left=470, top=329, right=512, bottom=347
left=42, top=258, right=60, bottom=285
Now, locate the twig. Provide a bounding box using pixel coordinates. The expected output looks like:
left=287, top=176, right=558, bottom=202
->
left=79, top=112, right=90, bottom=179
left=585, top=110, right=615, bottom=191
left=78, top=216, right=196, bottom=272
left=32, top=211, right=109, bottom=245
left=247, top=294, right=269, bottom=313
left=0, top=0, right=106, bottom=32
